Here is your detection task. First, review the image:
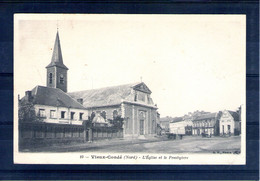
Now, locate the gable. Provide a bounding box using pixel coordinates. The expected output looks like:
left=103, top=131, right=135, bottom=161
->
left=221, top=110, right=239, bottom=121
left=132, top=82, right=152, bottom=94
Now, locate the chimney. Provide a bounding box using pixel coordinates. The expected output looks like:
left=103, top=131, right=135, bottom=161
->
left=77, top=98, right=83, bottom=105
left=25, top=91, right=32, bottom=102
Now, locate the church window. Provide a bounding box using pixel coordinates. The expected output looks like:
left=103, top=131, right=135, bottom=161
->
left=113, top=110, right=118, bottom=119
left=139, top=111, right=145, bottom=120
left=60, top=74, right=64, bottom=84
left=134, top=93, right=137, bottom=101
left=61, top=111, right=66, bottom=119
left=101, top=111, right=106, bottom=119
left=49, top=73, right=53, bottom=84
left=39, top=109, right=46, bottom=118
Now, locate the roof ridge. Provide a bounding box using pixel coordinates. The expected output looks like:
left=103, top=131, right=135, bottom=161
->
left=62, top=88, right=87, bottom=109
left=37, top=85, right=63, bottom=90
left=35, top=85, right=39, bottom=95
left=69, top=82, right=141, bottom=94
left=228, top=110, right=237, bottom=113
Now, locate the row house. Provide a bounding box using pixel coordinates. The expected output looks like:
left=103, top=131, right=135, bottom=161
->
left=192, top=112, right=220, bottom=136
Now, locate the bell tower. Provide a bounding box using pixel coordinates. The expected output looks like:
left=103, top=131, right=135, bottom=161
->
left=46, top=30, right=68, bottom=92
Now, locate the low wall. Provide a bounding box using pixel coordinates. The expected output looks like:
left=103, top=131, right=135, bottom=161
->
left=19, top=121, right=123, bottom=150
left=19, top=122, right=85, bottom=149
left=92, top=126, right=123, bottom=140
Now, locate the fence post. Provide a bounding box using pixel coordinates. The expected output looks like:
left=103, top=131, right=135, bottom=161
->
left=88, top=128, right=92, bottom=142
left=83, top=120, right=87, bottom=142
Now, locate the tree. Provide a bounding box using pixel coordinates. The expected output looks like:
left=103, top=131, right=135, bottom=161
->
left=108, top=116, right=124, bottom=129
left=89, top=112, right=96, bottom=121
left=18, top=102, right=42, bottom=122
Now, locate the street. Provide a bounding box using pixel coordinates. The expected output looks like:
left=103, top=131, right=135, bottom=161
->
left=22, top=135, right=241, bottom=154
left=103, top=136, right=241, bottom=154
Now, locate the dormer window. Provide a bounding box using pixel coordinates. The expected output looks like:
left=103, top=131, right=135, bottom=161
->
left=60, top=74, right=64, bottom=84
left=49, top=73, right=53, bottom=84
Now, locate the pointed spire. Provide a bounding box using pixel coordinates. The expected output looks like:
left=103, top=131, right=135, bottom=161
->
left=46, top=31, right=68, bottom=70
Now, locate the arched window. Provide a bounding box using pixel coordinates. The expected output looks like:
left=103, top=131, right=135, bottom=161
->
left=101, top=111, right=106, bottom=119
left=60, top=74, right=64, bottom=84
left=49, top=73, right=53, bottom=84
left=113, top=110, right=118, bottom=119
left=139, top=111, right=145, bottom=120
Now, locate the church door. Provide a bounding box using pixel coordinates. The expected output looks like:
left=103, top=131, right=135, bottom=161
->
left=140, top=120, right=144, bottom=135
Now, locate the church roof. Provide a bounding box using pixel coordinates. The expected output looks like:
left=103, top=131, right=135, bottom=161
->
left=46, top=31, right=68, bottom=70
left=20, top=85, right=85, bottom=109
left=68, top=82, right=155, bottom=108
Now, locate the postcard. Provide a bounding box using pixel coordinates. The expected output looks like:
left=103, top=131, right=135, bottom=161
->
left=14, top=14, right=246, bottom=164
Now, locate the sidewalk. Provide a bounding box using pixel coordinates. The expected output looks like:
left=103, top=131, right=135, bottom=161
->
left=22, top=136, right=169, bottom=152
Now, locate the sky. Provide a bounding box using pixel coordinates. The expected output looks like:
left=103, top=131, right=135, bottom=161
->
left=14, top=14, right=246, bottom=117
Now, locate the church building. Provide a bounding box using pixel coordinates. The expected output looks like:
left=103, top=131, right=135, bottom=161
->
left=19, top=30, right=159, bottom=139
left=69, top=82, right=158, bottom=138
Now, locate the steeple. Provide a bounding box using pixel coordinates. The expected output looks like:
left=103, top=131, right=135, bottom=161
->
left=46, top=31, right=68, bottom=92
left=46, top=31, right=68, bottom=70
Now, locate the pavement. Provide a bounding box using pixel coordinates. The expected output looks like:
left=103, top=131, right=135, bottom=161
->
left=21, top=135, right=169, bottom=152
